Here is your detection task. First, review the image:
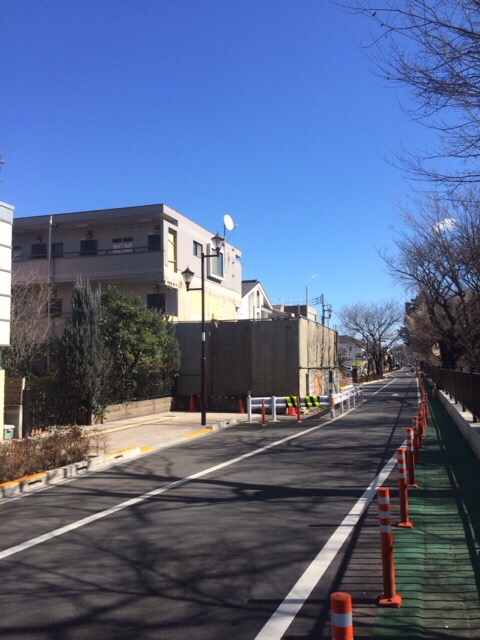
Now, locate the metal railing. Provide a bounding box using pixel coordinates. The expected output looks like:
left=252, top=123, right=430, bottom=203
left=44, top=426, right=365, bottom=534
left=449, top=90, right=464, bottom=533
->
left=247, top=386, right=363, bottom=421
left=424, top=366, right=479, bottom=422
left=13, top=245, right=162, bottom=261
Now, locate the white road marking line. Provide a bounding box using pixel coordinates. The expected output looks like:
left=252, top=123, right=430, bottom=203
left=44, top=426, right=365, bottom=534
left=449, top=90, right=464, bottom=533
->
left=253, top=446, right=403, bottom=640
left=0, top=412, right=357, bottom=561
left=371, top=379, right=396, bottom=395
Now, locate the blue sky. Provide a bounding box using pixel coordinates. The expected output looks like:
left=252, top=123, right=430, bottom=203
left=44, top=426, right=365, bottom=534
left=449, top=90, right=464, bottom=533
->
left=1, top=0, right=430, bottom=326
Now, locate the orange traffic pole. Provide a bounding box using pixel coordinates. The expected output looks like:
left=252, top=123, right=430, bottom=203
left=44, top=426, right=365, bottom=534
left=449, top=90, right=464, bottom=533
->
left=261, top=399, right=268, bottom=427
left=377, top=487, right=402, bottom=608
left=396, top=447, right=413, bottom=528
left=413, top=415, right=423, bottom=449
left=421, top=400, right=428, bottom=430
left=296, top=396, right=303, bottom=424
left=330, top=592, right=354, bottom=640
left=406, top=427, right=418, bottom=488
left=239, top=396, right=246, bottom=414
left=412, top=419, right=421, bottom=464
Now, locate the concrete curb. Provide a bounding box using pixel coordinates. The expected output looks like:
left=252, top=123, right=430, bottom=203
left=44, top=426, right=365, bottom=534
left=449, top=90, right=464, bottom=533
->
left=0, top=418, right=238, bottom=499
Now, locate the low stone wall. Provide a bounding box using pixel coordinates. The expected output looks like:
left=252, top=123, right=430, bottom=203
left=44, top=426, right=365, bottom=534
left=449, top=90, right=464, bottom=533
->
left=102, top=397, right=173, bottom=423
left=438, top=390, right=480, bottom=461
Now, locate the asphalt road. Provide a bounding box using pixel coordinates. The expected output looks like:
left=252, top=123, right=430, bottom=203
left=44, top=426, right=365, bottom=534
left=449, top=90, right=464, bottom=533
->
left=0, top=372, right=419, bottom=639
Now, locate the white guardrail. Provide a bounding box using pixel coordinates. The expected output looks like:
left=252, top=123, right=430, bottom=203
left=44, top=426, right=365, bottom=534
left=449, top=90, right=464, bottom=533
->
left=246, top=386, right=363, bottom=422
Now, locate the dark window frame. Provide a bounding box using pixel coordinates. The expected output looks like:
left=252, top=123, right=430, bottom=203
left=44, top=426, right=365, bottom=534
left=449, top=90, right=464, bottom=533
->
left=80, top=239, right=98, bottom=256
left=148, top=234, right=161, bottom=252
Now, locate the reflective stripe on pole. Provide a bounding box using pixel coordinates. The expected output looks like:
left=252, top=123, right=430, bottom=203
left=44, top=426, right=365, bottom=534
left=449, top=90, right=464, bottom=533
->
left=330, top=592, right=354, bottom=640
left=406, top=427, right=418, bottom=488
left=377, top=487, right=402, bottom=608
left=396, top=447, right=413, bottom=528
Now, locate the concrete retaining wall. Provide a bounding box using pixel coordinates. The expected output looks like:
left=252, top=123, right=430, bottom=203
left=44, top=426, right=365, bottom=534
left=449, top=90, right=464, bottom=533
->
left=102, top=396, right=173, bottom=423
left=175, top=317, right=338, bottom=397
left=438, top=390, right=480, bottom=461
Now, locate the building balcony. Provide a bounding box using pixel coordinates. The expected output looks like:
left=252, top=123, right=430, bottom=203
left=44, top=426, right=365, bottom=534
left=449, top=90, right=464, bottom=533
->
left=13, top=247, right=169, bottom=285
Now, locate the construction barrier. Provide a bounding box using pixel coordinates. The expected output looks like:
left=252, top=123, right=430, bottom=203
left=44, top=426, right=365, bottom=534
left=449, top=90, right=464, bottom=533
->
left=285, top=396, right=298, bottom=416
left=377, top=487, right=402, bottom=608
left=396, top=447, right=413, bottom=528
left=246, top=387, right=363, bottom=423
left=330, top=591, right=354, bottom=640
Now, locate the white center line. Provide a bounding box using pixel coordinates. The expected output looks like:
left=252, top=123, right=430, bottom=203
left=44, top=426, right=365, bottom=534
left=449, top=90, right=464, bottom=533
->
left=0, top=413, right=354, bottom=561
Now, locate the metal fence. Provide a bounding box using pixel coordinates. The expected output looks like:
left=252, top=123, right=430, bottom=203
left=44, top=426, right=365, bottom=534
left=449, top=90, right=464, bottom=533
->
left=23, top=373, right=174, bottom=434
left=23, top=381, right=79, bottom=434
left=424, top=366, right=479, bottom=422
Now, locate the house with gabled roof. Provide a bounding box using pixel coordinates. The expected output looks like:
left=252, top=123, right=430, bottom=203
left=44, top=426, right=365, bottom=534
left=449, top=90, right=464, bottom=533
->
left=237, top=279, right=275, bottom=320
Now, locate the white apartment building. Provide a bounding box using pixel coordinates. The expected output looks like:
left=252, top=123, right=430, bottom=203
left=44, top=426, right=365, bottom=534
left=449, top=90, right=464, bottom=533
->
left=0, top=202, right=13, bottom=348
left=12, top=204, right=242, bottom=324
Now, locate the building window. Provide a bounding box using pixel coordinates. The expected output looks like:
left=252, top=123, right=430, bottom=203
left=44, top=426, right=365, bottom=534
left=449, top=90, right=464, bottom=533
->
left=193, top=241, right=202, bottom=257
left=52, top=242, right=64, bottom=258
left=31, top=243, right=47, bottom=259
left=147, top=293, right=166, bottom=312
left=112, top=237, right=133, bottom=253
left=80, top=239, right=98, bottom=256
left=12, top=246, right=22, bottom=260
left=209, top=250, right=224, bottom=278
left=168, top=229, right=177, bottom=271
left=148, top=233, right=161, bottom=252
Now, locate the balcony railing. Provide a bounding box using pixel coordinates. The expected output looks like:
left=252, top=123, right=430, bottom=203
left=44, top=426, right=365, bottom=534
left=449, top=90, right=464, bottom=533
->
left=13, top=246, right=168, bottom=284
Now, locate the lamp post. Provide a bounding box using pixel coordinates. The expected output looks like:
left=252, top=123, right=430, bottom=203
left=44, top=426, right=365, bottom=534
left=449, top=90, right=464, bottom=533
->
left=182, top=232, right=224, bottom=426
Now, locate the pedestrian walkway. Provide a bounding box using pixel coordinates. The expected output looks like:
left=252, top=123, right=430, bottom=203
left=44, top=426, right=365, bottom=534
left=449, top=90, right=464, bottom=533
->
left=86, top=410, right=250, bottom=453
left=372, top=384, right=480, bottom=638
left=85, top=406, right=319, bottom=454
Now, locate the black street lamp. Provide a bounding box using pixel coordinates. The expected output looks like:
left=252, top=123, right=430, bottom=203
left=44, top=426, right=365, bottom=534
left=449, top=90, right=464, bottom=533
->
left=182, top=232, right=225, bottom=426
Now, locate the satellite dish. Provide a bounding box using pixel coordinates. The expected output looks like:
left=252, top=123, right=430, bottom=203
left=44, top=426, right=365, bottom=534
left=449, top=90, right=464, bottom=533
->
left=224, top=214, right=235, bottom=232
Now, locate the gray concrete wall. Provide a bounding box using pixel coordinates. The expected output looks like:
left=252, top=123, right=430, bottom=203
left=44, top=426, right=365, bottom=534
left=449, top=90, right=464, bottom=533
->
left=102, top=396, right=173, bottom=423
left=209, top=318, right=300, bottom=397
left=299, top=318, right=338, bottom=396
left=175, top=318, right=338, bottom=398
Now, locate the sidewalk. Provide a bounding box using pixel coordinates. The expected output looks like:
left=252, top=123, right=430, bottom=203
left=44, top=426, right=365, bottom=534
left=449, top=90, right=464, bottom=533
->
left=372, top=384, right=480, bottom=638
left=86, top=410, right=250, bottom=453
left=84, top=406, right=318, bottom=454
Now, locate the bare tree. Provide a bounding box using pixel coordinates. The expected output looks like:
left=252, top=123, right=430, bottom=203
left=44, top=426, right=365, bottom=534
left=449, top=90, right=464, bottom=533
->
left=382, top=187, right=480, bottom=368
left=404, top=297, right=443, bottom=366
left=4, top=278, right=53, bottom=377
left=338, top=300, right=404, bottom=374
left=342, top=0, right=480, bottom=188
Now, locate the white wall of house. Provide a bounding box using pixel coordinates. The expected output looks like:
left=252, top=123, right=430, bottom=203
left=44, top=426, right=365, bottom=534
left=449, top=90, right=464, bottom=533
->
left=0, top=202, right=13, bottom=348
left=0, top=201, right=13, bottom=440
left=237, top=281, right=273, bottom=320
